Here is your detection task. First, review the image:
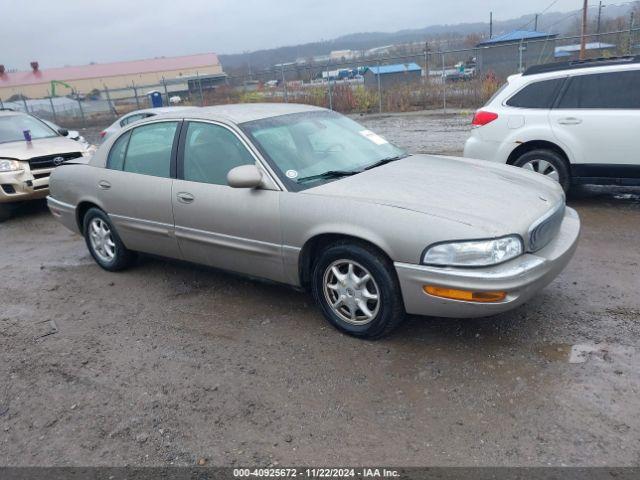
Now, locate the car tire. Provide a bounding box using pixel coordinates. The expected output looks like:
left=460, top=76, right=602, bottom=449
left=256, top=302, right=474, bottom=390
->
left=311, top=242, right=405, bottom=339
left=513, top=149, right=571, bottom=192
left=83, top=207, right=136, bottom=271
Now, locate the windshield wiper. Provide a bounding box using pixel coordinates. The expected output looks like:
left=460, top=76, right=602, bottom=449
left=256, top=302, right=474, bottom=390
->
left=363, top=154, right=409, bottom=171
left=296, top=170, right=360, bottom=184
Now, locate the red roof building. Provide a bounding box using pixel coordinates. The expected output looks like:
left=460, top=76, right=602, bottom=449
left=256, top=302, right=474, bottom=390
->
left=0, top=53, right=225, bottom=99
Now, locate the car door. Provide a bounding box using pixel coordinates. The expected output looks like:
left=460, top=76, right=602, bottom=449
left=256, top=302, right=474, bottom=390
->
left=550, top=69, right=640, bottom=176
left=97, top=120, right=181, bottom=259
left=172, top=120, right=285, bottom=282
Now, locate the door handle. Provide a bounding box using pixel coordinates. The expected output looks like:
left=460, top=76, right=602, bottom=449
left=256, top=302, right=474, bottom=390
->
left=557, top=117, right=582, bottom=125
left=98, top=180, right=111, bottom=190
left=176, top=192, right=195, bottom=204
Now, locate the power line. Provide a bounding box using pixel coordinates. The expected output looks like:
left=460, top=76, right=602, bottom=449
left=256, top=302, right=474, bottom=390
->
left=516, top=0, right=559, bottom=31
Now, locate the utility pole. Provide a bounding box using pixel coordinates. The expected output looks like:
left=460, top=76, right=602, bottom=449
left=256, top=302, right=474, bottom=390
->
left=596, top=1, right=603, bottom=35
left=579, top=0, right=588, bottom=61
left=489, top=12, right=493, bottom=39
left=629, top=11, right=635, bottom=55
left=424, top=41, right=430, bottom=83
left=534, top=14, right=539, bottom=32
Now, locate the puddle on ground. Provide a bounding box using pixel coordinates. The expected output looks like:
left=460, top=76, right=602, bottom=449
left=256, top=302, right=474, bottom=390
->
left=538, top=343, right=636, bottom=364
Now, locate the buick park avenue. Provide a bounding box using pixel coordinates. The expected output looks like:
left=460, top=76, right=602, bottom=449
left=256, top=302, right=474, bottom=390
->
left=47, top=104, right=580, bottom=338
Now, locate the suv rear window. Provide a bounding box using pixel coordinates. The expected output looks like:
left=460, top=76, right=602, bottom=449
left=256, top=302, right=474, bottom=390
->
left=506, top=78, right=565, bottom=108
left=557, top=70, right=640, bottom=109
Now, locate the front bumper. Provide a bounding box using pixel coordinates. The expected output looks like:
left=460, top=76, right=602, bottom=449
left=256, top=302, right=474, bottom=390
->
left=0, top=165, right=53, bottom=204
left=395, top=207, right=580, bottom=318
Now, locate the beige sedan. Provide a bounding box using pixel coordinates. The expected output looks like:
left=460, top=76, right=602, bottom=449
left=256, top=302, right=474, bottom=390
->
left=47, top=104, right=580, bottom=339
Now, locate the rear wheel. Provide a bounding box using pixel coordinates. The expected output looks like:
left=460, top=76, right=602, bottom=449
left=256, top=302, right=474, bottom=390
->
left=513, top=149, right=571, bottom=192
left=311, top=242, right=405, bottom=339
left=83, top=208, right=136, bottom=271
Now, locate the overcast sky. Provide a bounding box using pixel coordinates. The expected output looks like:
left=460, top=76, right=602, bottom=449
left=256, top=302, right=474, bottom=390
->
left=2, top=0, right=581, bottom=69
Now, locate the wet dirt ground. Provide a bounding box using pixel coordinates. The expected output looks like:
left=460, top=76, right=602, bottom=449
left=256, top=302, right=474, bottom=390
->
left=1, top=112, right=639, bottom=467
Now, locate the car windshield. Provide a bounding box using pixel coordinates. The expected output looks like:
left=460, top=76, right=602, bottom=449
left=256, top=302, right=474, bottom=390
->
left=241, top=110, right=407, bottom=190
left=0, top=115, right=58, bottom=144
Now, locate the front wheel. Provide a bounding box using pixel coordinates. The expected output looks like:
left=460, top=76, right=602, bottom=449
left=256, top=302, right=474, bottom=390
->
left=83, top=208, right=136, bottom=271
left=311, top=242, right=405, bottom=339
left=513, top=149, right=571, bottom=192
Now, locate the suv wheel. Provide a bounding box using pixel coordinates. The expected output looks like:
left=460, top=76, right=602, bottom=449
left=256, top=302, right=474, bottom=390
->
left=83, top=207, right=136, bottom=271
left=311, top=242, right=405, bottom=339
left=513, top=149, right=571, bottom=192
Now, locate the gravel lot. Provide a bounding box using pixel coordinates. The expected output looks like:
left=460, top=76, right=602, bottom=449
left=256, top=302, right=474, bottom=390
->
left=1, top=112, right=640, bottom=467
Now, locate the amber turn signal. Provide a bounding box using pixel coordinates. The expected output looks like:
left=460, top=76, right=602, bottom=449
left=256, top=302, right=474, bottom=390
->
left=423, top=286, right=507, bottom=303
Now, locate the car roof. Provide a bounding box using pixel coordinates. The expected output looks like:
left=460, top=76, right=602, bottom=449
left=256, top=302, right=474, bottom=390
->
left=523, top=55, right=640, bottom=76
left=509, top=57, right=640, bottom=84
left=154, top=103, right=327, bottom=124
left=125, top=106, right=194, bottom=116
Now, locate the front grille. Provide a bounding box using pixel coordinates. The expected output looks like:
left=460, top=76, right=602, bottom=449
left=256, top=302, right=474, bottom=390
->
left=28, top=152, right=82, bottom=170
left=528, top=203, right=565, bottom=252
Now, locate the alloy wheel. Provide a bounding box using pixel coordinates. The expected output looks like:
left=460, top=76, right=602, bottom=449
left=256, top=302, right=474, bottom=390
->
left=522, top=159, right=560, bottom=182
left=89, top=218, right=116, bottom=263
left=323, top=259, right=380, bottom=325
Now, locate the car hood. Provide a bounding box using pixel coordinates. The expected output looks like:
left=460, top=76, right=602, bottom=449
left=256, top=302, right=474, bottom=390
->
left=0, top=136, right=84, bottom=161
left=304, top=154, right=565, bottom=237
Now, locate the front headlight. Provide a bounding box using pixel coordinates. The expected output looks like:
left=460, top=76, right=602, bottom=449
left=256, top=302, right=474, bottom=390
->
left=0, top=159, right=24, bottom=173
left=423, top=235, right=523, bottom=267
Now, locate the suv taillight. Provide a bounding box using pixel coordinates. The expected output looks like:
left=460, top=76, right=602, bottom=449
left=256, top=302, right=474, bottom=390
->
left=99, top=131, right=106, bottom=138
left=472, top=111, right=499, bottom=127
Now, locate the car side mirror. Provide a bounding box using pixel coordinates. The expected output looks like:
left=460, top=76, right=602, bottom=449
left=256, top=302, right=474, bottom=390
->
left=57, top=128, right=69, bottom=137
left=227, top=164, right=263, bottom=189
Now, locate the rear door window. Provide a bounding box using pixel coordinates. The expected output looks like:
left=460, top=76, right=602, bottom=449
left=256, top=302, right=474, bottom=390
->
left=557, top=70, right=640, bottom=109
left=122, top=121, right=179, bottom=178
left=506, top=78, right=565, bottom=108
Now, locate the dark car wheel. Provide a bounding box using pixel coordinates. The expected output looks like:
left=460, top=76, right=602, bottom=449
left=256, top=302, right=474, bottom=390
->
left=83, top=207, right=136, bottom=271
left=311, top=242, right=405, bottom=339
left=513, top=149, right=571, bottom=192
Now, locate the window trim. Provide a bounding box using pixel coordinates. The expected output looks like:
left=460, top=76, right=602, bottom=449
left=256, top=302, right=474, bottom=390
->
left=176, top=119, right=282, bottom=190
left=106, top=119, right=183, bottom=179
left=503, top=77, right=567, bottom=110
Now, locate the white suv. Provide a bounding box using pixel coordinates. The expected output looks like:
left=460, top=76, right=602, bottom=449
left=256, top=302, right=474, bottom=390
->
left=464, top=57, right=640, bottom=191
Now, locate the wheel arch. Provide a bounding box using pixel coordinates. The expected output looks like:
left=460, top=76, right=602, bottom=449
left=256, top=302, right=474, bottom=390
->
left=506, top=140, right=571, bottom=166
left=297, top=233, right=394, bottom=291
left=75, top=200, right=103, bottom=232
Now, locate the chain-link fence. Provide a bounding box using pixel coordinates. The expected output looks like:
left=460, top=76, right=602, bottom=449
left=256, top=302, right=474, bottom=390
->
left=2, top=27, right=639, bottom=128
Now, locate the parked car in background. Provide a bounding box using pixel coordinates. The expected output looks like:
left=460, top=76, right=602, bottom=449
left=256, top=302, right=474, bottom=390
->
left=464, top=56, right=640, bottom=192
left=99, top=106, right=196, bottom=140
left=0, top=110, right=90, bottom=220
left=48, top=104, right=580, bottom=339
left=42, top=119, right=91, bottom=150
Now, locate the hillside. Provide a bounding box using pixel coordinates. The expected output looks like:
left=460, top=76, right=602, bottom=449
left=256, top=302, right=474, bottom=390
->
left=219, top=3, right=635, bottom=72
